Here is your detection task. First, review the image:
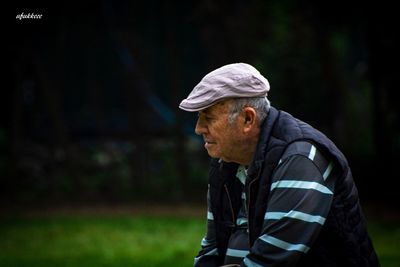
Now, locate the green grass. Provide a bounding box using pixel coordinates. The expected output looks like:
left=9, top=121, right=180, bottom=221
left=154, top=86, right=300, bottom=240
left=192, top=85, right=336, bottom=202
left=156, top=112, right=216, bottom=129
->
left=0, top=213, right=205, bottom=267
left=0, top=207, right=398, bottom=267
left=366, top=221, right=400, bottom=267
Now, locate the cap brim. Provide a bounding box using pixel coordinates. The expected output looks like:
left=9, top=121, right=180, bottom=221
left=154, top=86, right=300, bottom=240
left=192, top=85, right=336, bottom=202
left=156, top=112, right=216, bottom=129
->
left=179, top=99, right=221, bottom=112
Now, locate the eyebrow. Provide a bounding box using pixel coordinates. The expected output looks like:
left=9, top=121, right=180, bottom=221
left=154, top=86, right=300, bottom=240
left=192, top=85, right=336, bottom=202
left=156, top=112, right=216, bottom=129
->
left=198, top=100, right=230, bottom=117
left=198, top=111, right=212, bottom=118
left=199, top=107, right=212, bottom=115
left=200, top=107, right=218, bottom=116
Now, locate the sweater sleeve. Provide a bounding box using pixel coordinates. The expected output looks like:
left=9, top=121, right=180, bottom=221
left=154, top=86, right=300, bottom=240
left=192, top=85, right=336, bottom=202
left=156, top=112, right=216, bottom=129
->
left=194, top=184, right=220, bottom=267
left=242, top=141, right=336, bottom=267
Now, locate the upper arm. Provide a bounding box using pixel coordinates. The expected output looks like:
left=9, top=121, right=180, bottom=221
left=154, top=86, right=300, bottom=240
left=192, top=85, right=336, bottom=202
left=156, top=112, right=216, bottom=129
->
left=243, top=141, right=337, bottom=266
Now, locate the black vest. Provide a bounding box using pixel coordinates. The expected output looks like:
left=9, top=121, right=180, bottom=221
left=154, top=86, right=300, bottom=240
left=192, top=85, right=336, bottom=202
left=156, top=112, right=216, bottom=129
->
left=209, top=107, right=380, bottom=266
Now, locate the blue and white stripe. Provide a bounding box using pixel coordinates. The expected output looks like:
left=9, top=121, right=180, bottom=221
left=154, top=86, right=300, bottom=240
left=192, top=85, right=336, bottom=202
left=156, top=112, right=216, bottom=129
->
left=270, top=180, right=333, bottom=195
left=194, top=248, right=218, bottom=265
left=226, top=248, right=249, bottom=258
left=201, top=237, right=215, bottom=247
left=308, top=145, right=317, bottom=161
left=259, top=234, right=310, bottom=253
left=207, top=211, right=214, bottom=220
left=243, top=257, right=265, bottom=267
left=323, top=161, right=334, bottom=180
left=236, top=217, right=248, bottom=226
left=265, top=210, right=326, bottom=225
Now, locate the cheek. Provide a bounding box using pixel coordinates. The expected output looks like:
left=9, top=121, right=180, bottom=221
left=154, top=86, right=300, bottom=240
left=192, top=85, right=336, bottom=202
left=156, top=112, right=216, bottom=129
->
left=223, top=127, right=242, bottom=147
left=213, top=127, right=228, bottom=142
left=209, top=119, right=233, bottom=143
left=216, top=128, right=235, bottom=146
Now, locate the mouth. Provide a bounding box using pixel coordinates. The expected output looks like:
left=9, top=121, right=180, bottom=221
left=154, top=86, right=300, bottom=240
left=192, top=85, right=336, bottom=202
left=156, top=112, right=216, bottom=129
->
left=204, top=140, right=216, bottom=147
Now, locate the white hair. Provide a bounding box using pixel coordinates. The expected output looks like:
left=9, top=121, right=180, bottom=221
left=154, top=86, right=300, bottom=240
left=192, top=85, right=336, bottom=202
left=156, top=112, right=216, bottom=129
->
left=228, top=97, right=270, bottom=125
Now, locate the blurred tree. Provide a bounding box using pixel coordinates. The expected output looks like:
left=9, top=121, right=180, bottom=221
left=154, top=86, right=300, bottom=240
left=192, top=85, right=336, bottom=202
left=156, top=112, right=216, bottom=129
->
left=6, top=0, right=399, bottom=205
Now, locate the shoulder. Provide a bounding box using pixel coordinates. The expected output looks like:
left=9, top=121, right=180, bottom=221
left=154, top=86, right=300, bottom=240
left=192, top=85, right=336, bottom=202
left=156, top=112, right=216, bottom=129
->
left=278, top=141, right=334, bottom=177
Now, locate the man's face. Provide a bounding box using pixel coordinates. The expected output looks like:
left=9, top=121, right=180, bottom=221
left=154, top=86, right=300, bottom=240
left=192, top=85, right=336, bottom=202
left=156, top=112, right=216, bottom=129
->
left=195, top=100, right=242, bottom=162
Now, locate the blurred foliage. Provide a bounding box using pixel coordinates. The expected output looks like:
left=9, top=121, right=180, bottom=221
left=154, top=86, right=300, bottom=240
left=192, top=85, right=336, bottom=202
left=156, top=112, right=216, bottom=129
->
left=5, top=1, right=399, bottom=205
left=2, top=137, right=208, bottom=205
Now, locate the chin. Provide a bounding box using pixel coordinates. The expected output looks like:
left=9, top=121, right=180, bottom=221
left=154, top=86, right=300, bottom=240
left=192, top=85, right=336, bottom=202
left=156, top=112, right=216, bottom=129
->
left=206, top=150, right=221, bottom=159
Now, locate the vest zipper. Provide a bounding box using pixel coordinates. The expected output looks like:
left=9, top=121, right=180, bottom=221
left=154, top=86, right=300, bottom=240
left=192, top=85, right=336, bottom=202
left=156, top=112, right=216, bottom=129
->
left=246, top=168, right=262, bottom=246
left=224, top=184, right=236, bottom=228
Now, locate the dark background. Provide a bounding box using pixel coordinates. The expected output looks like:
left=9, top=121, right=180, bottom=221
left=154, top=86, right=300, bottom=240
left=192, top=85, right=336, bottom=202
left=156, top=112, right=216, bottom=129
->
left=5, top=0, right=399, bottom=209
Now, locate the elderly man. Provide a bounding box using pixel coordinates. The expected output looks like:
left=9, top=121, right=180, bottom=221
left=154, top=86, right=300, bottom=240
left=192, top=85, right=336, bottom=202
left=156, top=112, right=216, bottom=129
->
left=179, top=63, right=380, bottom=267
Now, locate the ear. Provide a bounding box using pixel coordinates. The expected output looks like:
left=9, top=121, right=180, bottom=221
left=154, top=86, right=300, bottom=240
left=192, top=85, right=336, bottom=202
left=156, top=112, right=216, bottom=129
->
left=242, top=107, right=257, bottom=133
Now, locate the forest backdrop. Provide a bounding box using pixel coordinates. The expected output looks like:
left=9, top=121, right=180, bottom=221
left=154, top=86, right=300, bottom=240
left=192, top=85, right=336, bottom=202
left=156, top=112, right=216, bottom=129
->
left=5, top=0, right=399, bottom=208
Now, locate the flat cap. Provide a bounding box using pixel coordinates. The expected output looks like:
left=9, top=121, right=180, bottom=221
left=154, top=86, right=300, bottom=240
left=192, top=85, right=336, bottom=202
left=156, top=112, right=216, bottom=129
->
left=179, top=63, right=270, bottom=112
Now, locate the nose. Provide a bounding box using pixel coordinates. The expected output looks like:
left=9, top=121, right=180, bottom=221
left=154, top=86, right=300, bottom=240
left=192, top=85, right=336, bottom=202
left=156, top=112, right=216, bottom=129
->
left=195, top=117, right=208, bottom=135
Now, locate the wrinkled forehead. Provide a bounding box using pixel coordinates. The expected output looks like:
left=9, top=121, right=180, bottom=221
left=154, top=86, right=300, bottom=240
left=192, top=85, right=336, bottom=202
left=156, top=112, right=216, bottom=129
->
left=199, top=99, right=232, bottom=115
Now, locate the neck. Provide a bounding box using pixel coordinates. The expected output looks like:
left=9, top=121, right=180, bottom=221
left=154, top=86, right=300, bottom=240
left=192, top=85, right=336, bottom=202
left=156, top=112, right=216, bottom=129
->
left=235, top=129, right=260, bottom=166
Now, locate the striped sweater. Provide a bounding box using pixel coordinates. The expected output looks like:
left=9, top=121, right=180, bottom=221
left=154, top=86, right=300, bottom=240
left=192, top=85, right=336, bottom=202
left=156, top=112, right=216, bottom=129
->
left=196, top=141, right=336, bottom=266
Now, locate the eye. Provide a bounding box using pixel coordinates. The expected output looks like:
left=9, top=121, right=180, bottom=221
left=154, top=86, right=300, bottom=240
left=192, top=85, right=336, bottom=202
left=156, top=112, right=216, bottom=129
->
left=198, top=113, right=214, bottom=122
left=205, top=116, right=217, bottom=123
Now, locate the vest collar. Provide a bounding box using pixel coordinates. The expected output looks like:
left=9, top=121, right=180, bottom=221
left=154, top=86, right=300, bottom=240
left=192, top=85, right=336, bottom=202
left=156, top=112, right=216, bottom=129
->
left=247, top=106, right=280, bottom=178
